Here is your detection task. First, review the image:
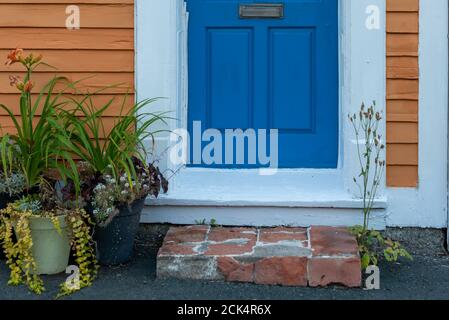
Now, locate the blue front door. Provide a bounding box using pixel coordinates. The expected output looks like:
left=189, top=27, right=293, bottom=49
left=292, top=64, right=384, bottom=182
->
left=187, top=0, right=339, bottom=168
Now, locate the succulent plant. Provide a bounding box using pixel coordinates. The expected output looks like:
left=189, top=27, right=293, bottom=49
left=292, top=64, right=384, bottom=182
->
left=0, top=172, right=26, bottom=196
left=13, top=195, right=42, bottom=214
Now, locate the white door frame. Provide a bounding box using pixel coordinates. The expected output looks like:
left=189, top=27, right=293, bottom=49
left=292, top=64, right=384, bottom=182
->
left=135, top=0, right=388, bottom=225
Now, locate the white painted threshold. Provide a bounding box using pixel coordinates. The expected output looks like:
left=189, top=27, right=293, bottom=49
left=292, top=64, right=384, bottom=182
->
left=145, top=193, right=387, bottom=209
left=142, top=169, right=388, bottom=229
left=141, top=206, right=387, bottom=230
left=145, top=168, right=388, bottom=209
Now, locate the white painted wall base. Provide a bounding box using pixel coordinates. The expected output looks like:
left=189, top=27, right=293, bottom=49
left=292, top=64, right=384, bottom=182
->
left=141, top=206, right=387, bottom=230
left=135, top=0, right=449, bottom=229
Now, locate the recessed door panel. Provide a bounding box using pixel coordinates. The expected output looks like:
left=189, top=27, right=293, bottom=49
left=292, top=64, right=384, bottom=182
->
left=208, top=28, right=253, bottom=130
left=187, top=0, right=339, bottom=168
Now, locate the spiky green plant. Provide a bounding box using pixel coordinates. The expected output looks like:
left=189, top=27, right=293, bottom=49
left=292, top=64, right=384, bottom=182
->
left=0, top=50, right=79, bottom=191
left=56, top=92, right=170, bottom=189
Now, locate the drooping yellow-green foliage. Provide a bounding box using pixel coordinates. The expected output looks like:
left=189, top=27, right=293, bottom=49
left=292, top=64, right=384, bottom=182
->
left=58, top=209, right=98, bottom=298
left=1, top=207, right=44, bottom=294
left=0, top=203, right=98, bottom=297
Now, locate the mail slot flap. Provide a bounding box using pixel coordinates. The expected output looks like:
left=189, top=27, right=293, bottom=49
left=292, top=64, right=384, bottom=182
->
left=239, top=4, right=284, bottom=19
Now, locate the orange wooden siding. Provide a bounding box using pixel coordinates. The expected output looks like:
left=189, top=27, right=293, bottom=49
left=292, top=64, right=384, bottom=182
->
left=0, top=0, right=134, bottom=135
left=386, top=0, right=419, bottom=187
left=0, top=0, right=420, bottom=188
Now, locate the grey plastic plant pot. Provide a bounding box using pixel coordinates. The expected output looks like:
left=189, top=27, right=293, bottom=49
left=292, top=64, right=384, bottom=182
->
left=94, top=197, right=146, bottom=266
left=14, top=215, right=71, bottom=275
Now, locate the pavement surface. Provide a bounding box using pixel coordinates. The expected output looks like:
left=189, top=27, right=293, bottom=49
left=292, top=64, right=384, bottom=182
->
left=1, top=225, right=449, bottom=300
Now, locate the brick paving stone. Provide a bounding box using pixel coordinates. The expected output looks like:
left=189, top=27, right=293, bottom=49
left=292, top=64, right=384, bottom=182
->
left=157, top=225, right=361, bottom=288
left=259, top=228, right=308, bottom=244
left=208, top=227, right=257, bottom=242
left=308, top=257, right=362, bottom=288
left=254, top=257, right=308, bottom=286
left=217, top=257, right=254, bottom=282
left=164, top=225, right=209, bottom=244
left=310, top=226, right=359, bottom=257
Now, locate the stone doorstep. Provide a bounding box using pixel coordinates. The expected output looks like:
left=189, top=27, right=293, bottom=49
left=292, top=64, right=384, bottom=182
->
left=157, top=226, right=362, bottom=288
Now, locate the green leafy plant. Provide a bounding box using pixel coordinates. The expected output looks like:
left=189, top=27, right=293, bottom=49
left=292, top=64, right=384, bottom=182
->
left=1, top=207, right=44, bottom=294
left=0, top=49, right=79, bottom=191
left=349, top=225, right=413, bottom=269
left=195, top=218, right=218, bottom=227
left=0, top=190, right=98, bottom=296
left=52, top=84, right=170, bottom=225
left=0, top=135, right=26, bottom=196
left=349, top=102, right=412, bottom=270
left=0, top=49, right=98, bottom=296
left=87, top=158, right=167, bottom=226
left=57, top=209, right=98, bottom=298
left=56, top=91, right=169, bottom=190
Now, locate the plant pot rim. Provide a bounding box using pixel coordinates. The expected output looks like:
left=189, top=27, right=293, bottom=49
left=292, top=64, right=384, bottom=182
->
left=12, top=213, right=69, bottom=230
left=116, top=196, right=147, bottom=208
left=27, top=214, right=66, bottom=221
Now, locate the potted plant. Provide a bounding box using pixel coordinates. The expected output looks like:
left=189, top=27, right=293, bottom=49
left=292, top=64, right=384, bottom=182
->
left=0, top=48, right=79, bottom=197
left=56, top=91, right=169, bottom=265
left=0, top=49, right=97, bottom=296
left=0, top=135, right=26, bottom=260
left=75, top=158, right=167, bottom=265
left=0, top=182, right=97, bottom=296
left=0, top=135, right=27, bottom=209
left=0, top=49, right=71, bottom=262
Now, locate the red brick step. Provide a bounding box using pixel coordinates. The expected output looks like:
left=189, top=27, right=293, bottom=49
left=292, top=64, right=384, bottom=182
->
left=157, top=226, right=361, bottom=288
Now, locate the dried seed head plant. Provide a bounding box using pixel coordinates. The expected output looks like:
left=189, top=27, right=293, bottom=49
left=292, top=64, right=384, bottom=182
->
left=348, top=101, right=386, bottom=231
left=349, top=102, right=412, bottom=270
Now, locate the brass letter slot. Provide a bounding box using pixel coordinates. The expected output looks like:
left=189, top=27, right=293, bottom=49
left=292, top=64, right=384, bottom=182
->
left=239, top=4, right=284, bottom=19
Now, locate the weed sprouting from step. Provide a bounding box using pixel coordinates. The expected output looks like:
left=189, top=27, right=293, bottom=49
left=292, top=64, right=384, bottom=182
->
left=349, top=102, right=412, bottom=270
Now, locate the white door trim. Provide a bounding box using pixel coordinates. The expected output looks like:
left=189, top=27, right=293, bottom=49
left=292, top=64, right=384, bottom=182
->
left=135, top=0, right=388, bottom=226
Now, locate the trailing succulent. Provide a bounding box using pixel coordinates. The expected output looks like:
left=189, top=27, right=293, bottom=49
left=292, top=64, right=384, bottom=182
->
left=0, top=183, right=98, bottom=297
left=57, top=208, right=98, bottom=298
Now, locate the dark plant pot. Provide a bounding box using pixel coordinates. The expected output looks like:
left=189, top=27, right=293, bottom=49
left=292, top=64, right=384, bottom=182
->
left=93, top=197, right=146, bottom=266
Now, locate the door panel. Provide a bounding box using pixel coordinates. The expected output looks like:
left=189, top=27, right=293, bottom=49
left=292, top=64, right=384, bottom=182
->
left=187, top=0, right=339, bottom=168
left=269, top=27, right=314, bottom=131
left=208, top=28, right=253, bottom=130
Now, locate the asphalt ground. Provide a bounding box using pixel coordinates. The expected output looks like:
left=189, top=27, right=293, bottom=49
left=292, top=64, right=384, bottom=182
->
left=1, top=225, right=449, bottom=300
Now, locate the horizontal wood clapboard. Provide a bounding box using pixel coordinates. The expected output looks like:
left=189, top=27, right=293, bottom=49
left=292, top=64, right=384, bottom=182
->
left=0, top=0, right=135, bottom=140
left=386, top=0, right=419, bottom=187
left=0, top=0, right=420, bottom=187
